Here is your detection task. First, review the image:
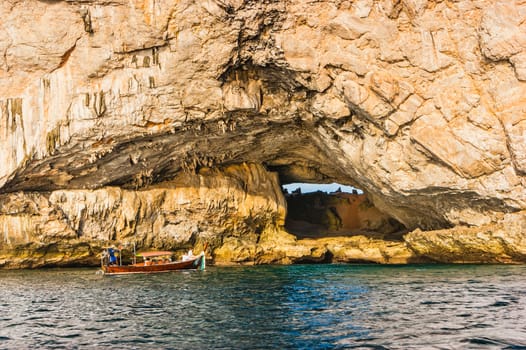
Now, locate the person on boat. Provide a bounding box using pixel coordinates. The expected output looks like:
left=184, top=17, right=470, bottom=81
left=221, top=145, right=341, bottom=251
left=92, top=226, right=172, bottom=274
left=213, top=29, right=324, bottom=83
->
left=108, top=247, right=117, bottom=265
left=182, top=249, right=194, bottom=261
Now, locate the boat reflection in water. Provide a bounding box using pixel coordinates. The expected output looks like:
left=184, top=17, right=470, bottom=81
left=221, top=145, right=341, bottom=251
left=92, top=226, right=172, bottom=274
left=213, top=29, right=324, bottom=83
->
left=100, top=247, right=205, bottom=275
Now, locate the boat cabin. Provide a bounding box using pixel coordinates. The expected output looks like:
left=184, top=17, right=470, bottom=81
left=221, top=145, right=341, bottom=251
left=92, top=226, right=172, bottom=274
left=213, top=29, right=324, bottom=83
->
left=136, top=251, right=174, bottom=266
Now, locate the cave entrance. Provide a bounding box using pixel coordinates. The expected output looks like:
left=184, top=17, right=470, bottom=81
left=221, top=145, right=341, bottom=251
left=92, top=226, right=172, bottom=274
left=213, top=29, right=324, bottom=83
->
left=282, top=183, right=406, bottom=240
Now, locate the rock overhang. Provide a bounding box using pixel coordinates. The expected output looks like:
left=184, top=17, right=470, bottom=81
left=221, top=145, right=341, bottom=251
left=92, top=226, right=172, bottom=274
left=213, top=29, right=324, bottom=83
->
left=0, top=0, right=525, bottom=266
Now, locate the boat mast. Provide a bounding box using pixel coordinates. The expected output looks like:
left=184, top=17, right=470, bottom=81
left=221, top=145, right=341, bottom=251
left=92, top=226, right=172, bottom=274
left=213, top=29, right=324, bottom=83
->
left=133, top=227, right=137, bottom=265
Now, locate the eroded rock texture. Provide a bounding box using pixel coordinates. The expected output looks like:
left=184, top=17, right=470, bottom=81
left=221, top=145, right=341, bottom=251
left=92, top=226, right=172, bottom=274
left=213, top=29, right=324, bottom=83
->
left=0, top=164, right=287, bottom=267
left=0, top=0, right=525, bottom=267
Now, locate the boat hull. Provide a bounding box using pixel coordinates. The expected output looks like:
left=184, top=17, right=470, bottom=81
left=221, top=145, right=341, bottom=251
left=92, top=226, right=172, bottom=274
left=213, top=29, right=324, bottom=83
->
left=102, top=255, right=205, bottom=275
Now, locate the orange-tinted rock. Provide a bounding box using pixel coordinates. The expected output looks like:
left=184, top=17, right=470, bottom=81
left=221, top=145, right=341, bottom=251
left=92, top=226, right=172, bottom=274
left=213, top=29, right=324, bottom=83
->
left=0, top=1, right=525, bottom=267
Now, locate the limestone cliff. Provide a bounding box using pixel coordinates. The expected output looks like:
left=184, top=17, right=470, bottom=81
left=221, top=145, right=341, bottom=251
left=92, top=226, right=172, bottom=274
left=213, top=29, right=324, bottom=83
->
left=0, top=0, right=525, bottom=267
left=285, top=192, right=404, bottom=236
left=0, top=163, right=287, bottom=267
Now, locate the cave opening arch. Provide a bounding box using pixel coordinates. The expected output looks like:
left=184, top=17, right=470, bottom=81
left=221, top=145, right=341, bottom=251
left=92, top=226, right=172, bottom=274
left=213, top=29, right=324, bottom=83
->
left=280, top=182, right=407, bottom=241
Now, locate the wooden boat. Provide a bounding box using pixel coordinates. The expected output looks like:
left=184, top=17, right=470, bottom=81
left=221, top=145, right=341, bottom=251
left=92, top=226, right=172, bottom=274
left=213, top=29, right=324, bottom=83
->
left=100, top=248, right=205, bottom=275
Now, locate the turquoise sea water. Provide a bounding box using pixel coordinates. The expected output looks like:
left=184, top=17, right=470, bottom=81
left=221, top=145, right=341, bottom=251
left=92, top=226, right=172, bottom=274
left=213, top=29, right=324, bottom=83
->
left=1, top=264, right=525, bottom=349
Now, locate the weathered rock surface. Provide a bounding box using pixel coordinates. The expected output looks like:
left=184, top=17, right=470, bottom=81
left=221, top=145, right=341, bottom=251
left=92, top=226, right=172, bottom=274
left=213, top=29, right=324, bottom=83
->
left=0, top=0, right=525, bottom=267
left=285, top=191, right=404, bottom=236
left=404, top=212, right=526, bottom=263
left=0, top=163, right=287, bottom=267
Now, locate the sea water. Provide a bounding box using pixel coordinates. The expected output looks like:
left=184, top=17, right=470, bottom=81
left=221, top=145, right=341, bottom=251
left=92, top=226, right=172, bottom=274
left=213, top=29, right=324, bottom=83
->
left=0, top=264, right=525, bottom=349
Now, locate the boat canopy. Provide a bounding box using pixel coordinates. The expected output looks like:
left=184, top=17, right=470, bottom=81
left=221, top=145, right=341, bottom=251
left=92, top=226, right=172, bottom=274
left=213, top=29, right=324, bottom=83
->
left=137, top=251, right=173, bottom=258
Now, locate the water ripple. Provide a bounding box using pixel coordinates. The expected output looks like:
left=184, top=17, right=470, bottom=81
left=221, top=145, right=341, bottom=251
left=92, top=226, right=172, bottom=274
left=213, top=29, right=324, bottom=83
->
left=0, top=265, right=525, bottom=348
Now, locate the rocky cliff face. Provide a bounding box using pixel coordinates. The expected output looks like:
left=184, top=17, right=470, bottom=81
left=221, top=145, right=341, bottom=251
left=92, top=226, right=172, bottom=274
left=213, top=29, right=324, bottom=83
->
left=285, top=192, right=404, bottom=236
left=0, top=0, right=525, bottom=267
left=0, top=163, right=288, bottom=267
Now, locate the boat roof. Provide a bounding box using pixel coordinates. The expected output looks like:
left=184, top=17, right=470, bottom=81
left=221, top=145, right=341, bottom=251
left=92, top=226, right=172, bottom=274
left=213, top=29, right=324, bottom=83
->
left=137, top=251, right=173, bottom=258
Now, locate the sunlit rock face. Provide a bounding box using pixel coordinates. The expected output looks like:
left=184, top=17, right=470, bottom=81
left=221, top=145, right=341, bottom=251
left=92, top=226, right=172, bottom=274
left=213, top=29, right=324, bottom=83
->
left=0, top=0, right=525, bottom=266
left=0, top=164, right=287, bottom=268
